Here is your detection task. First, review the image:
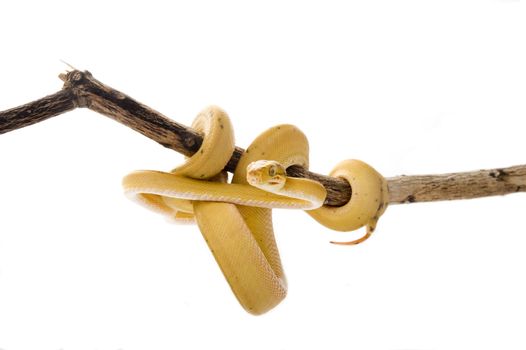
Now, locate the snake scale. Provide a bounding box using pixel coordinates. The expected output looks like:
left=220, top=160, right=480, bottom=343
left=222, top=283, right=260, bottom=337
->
left=123, top=106, right=388, bottom=315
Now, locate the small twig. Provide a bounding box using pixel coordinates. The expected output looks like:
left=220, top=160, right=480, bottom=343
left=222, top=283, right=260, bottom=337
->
left=1, top=70, right=525, bottom=206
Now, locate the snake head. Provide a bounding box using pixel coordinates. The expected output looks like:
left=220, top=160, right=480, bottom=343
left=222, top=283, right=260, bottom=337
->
left=246, top=160, right=287, bottom=192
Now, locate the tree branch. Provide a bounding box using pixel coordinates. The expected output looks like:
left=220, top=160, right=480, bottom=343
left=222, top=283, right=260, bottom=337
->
left=387, top=165, right=526, bottom=204
left=0, top=89, right=76, bottom=133
left=1, top=69, right=525, bottom=206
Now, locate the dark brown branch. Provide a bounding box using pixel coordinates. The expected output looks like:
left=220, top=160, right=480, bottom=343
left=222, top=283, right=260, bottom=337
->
left=0, top=89, right=76, bottom=134
left=59, top=70, right=205, bottom=157
left=1, top=69, right=525, bottom=206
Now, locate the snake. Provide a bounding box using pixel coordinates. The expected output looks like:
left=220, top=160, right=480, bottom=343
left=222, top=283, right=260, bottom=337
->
left=122, top=106, right=388, bottom=315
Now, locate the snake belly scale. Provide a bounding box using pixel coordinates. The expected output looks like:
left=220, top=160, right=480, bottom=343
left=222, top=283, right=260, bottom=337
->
left=123, top=106, right=388, bottom=315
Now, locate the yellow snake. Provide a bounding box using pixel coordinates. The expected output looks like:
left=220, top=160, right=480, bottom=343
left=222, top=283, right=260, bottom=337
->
left=122, top=106, right=388, bottom=315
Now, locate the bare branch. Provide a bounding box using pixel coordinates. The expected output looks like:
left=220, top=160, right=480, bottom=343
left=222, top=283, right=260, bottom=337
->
left=0, top=89, right=75, bottom=134
left=387, top=165, right=526, bottom=204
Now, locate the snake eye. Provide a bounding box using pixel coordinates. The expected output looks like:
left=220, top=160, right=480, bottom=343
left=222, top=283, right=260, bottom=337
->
left=268, top=165, right=276, bottom=177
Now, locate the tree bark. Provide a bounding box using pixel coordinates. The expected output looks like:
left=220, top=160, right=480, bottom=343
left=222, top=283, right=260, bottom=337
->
left=387, top=165, right=526, bottom=204
left=0, top=89, right=76, bottom=133
left=1, top=69, right=525, bottom=206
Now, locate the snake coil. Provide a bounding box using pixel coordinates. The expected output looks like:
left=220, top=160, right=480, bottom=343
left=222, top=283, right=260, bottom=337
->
left=123, top=106, right=388, bottom=315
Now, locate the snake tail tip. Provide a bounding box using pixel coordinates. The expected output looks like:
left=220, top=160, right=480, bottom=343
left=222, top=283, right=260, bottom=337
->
left=329, top=233, right=372, bottom=246
left=329, top=241, right=358, bottom=246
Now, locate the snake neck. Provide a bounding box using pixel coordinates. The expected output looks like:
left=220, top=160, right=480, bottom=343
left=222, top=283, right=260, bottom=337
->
left=265, top=177, right=326, bottom=210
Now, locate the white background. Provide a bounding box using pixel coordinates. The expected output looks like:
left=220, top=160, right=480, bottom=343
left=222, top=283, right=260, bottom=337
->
left=0, top=1, right=524, bottom=349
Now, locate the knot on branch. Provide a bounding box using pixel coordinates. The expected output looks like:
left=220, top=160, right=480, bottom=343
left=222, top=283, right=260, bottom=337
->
left=59, top=70, right=91, bottom=108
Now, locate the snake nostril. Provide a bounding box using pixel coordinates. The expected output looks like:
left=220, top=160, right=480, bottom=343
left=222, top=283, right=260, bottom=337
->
left=247, top=174, right=262, bottom=185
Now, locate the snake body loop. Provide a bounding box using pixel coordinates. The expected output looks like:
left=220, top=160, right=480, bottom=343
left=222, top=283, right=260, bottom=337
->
left=123, top=106, right=388, bottom=314
left=308, top=159, right=389, bottom=245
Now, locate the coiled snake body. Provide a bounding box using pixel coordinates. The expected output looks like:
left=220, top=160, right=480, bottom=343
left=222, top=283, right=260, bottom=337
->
left=123, top=106, right=388, bottom=315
